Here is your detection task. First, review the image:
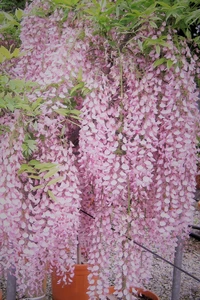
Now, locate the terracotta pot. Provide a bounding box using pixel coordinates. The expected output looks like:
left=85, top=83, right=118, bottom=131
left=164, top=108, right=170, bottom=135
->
left=52, top=265, right=159, bottom=300
left=52, top=264, right=91, bottom=300
left=108, top=286, right=160, bottom=300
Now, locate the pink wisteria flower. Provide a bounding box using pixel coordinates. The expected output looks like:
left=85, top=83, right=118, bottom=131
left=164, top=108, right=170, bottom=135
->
left=0, top=0, right=199, bottom=299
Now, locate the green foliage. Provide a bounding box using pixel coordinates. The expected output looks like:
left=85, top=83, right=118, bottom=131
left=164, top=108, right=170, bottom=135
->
left=0, top=76, right=41, bottom=115
left=0, top=0, right=29, bottom=12
left=53, top=0, right=80, bottom=8
left=0, top=74, right=43, bottom=159
left=0, top=9, right=24, bottom=49
left=0, top=46, right=20, bottom=62
left=0, top=124, right=10, bottom=135
left=47, top=190, right=57, bottom=201
left=22, top=133, right=38, bottom=158
left=53, top=72, right=90, bottom=123
left=55, top=108, right=81, bottom=119
left=49, top=0, right=199, bottom=90
left=18, top=160, right=62, bottom=201
left=51, top=0, right=200, bottom=50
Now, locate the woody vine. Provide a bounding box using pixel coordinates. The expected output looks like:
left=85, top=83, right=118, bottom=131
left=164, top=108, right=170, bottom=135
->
left=0, top=0, right=200, bottom=299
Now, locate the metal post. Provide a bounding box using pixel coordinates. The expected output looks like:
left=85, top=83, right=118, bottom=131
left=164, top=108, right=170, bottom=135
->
left=171, top=236, right=184, bottom=300
left=6, top=265, right=16, bottom=300
left=77, top=237, right=81, bottom=264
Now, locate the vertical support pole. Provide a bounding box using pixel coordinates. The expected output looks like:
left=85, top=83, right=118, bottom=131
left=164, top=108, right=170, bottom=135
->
left=171, top=236, right=184, bottom=300
left=77, top=237, right=81, bottom=264
left=6, top=265, right=16, bottom=300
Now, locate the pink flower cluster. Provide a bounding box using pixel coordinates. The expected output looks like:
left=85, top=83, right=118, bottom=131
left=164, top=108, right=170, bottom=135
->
left=0, top=0, right=199, bottom=298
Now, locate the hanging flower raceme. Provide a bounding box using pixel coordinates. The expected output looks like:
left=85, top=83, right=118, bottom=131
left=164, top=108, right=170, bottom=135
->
left=0, top=107, right=82, bottom=297
left=0, top=112, right=26, bottom=290
left=78, top=24, right=200, bottom=298
left=1, top=2, right=88, bottom=296
left=77, top=43, right=154, bottom=298
left=1, top=0, right=200, bottom=299
left=19, top=114, right=82, bottom=296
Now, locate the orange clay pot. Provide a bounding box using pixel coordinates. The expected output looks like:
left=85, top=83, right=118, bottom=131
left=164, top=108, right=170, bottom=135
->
left=52, top=264, right=91, bottom=300
left=108, top=286, right=160, bottom=300
left=52, top=265, right=160, bottom=300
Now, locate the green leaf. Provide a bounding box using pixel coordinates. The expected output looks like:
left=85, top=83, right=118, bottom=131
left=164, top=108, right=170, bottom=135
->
left=70, top=82, right=84, bottom=96
left=18, top=164, right=38, bottom=174
left=18, top=164, right=29, bottom=173
left=2, top=11, right=15, bottom=21
left=26, top=139, right=37, bottom=152
left=166, top=59, right=174, bottom=69
left=22, top=137, right=38, bottom=157
left=137, top=40, right=143, bottom=52
left=144, top=38, right=170, bottom=48
left=69, top=109, right=81, bottom=116
left=36, top=162, right=58, bottom=170
left=28, top=175, right=41, bottom=179
left=28, top=160, right=41, bottom=166
left=31, top=184, right=45, bottom=191
left=6, top=102, right=14, bottom=112
left=0, top=46, right=12, bottom=60
left=55, top=108, right=68, bottom=116
left=0, top=125, right=10, bottom=135
left=33, top=121, right=38, bottom=130
left=16, top=102, right=31, bottom=111
left=55, top=108, right=81, bottom=120
left=43, top=167, right=59, bottom=179
left=185, top=29, right=191, bottom=40
left=82, top=87, right=91, bottom=97
left=4, top=94, right=15, bottom=111
left=156, top=1, right=171, bottom=9
left=0, top=75, right=9, bottom=85
left=11, top=48, right=20, bottom=58
left=25, top=80, right=39, bottom=89
left=0, top=98, right=6, bottom=109
left=53, top=0, right=79, bottom=6
left=47, top=176, right=64, bottom=186
left=185, top=9, right=200, bottom=26
left=55, top=107, right=81, bottom=118
left=0, top=53, right=4, bottom=63
left=61, top=124, right=66, bottom=137
left=153, top=57, right=166, bottom=68
left=149, top=21, right=158, bottom=28
left=77, top=68, right=83, bottom=82
left=8, top=79, right=25, bottom=92
left=15, top=9, right=23, bottom=21
left=32, top=97, right=43, bottom=110
left=116, top=5, right=120, bottom=18
left=47, top=190, right=57, bottom=202
left=155, top=45, right=161, bottom=56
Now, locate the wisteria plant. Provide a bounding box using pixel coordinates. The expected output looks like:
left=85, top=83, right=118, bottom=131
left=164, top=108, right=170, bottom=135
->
left=0, top=0, right=200, bottom=299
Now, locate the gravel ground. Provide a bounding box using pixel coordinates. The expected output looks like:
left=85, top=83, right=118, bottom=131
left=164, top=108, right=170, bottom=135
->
left=146, top=192, right=200, bottom=300
left=1, top=195, right=200, bottom=300
left=147, top=232, right=200, bottom=300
